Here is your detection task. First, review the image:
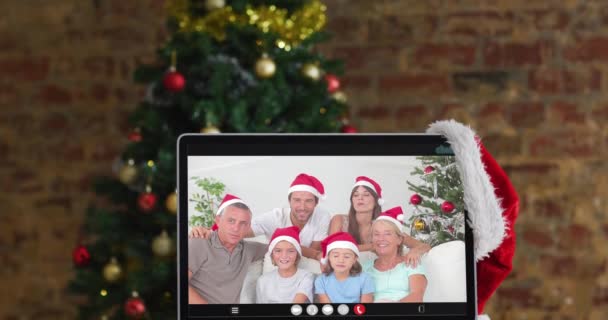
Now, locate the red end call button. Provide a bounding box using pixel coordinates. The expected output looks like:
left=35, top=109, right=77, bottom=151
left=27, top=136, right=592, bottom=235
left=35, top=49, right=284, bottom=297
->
left=353, top=304, right=366, bottom=315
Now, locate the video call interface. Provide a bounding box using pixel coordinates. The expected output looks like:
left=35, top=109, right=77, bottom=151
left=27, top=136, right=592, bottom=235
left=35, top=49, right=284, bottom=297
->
left=184, top=154, right=472, bottom=319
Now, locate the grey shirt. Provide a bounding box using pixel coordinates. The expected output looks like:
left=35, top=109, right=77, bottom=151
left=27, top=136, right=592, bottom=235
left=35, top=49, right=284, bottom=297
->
left=189, top=232, right=267, bottom=304
left=255, top=269, right=314, bottom=303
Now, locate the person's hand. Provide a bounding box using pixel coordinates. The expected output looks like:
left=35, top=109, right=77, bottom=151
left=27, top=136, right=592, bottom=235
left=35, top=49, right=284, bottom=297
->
left=401, top=249, right=423, bottom=268
left=189, top=226, right=211, bottom=239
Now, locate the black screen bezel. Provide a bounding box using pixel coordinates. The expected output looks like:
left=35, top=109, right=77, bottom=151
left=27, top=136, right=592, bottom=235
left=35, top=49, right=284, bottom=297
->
left=177, top=134, right=478, bottom=320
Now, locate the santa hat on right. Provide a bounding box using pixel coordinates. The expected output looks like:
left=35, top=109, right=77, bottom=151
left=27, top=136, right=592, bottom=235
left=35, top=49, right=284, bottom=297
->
left=353, top=176, right=384, bottom=205
left=427, top=120, right=519, bottom=316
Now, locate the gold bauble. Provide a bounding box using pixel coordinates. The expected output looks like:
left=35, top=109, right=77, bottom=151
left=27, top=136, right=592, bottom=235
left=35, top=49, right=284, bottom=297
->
left=302, top=63, right=321, bottom=81
left=200, top=125, right=221, bottom=134
left=255, top=55, right=276, bottom=79
left=332, top=90, right=348, bottom=104
left=414, top=219, right=427, bottom=231
left=103, top=257, right=122, bottom=283
left=118, top=160, right=137, bottom=185
left=152, top=230, right=174, bottom=258
left=165, top=192, right=177, bottom=214
left=204, top=0, right=225, bottom=11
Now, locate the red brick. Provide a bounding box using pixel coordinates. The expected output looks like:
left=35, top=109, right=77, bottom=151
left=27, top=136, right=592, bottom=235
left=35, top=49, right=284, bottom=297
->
left=357, top=106, right=390, bottom=119
left=478, top=103, right=507, bottom=119
left=413, top=43, right=476, bottom=67
left=445, top=11, right=514, bottom=37
left=332, top=46, right=400, bottom=70
left=539, top=254, right=576, bottom=276
left=484, top=42, right=546, bottom=67
left=522, top=228, right=553, bottom=248
left=509, top=102, right=544, bottom=127
left=591, top=103, right=608, bottom=123
left=34, top=196, right=72, bottom=210
left=530, top=197, right=567, bottom=219
left=90, top=84, right=110, bottom=103
left=0, top=57, right=50, bottom=82
left=0, top=84, right=18, bottom=106
left=564, top=37, right=608, bottom=62
left=83, top=57, right=115, bottom=78
left=341, top=75, right=372, bottom=90
left=593, top=286, right=608, bottom=306
left=37, top=85, right=72, bottom=105
left=394, top=104, right=433, bottom=130
left=556, top=224, right=592, bottom=250
left=495, top=286, right=541, bottom=308
left=378, top=74, right=450, bottom=94
left=481, top=134, right=522, bottom=157
left=41, top=113, right=69, bottom=132
left=547, top=101, right=587, bottom=125
left=529, top=68, right=601, bottom=94
left=531, top=9, right=570, bottom=30
left=529, top=129, right=596, bottom=157
left=324, top=16, right=368, bottom=44
left=368, top=14, right=436, bottom=42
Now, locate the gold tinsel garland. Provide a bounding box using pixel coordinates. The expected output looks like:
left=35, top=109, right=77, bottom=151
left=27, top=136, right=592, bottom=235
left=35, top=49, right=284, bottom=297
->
left=166, top=0, right=326, bottom=48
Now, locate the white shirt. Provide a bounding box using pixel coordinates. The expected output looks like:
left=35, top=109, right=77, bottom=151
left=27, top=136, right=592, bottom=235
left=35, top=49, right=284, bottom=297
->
left=251, top=207, right=330, bottom=247
left=255, top=269, right=314, bottom=303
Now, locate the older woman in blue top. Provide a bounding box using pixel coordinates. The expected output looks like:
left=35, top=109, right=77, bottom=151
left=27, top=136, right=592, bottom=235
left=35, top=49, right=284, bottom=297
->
left=362, top=207, right=427, bottom=302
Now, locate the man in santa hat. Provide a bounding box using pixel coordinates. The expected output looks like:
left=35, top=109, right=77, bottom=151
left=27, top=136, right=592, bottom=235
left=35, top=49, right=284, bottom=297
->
left=190, top=173, right=331, bottom=261
left=188, top=194, right=267, bottom=304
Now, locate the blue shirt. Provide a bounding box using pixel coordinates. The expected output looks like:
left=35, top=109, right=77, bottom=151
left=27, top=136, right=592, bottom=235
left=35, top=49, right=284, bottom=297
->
left=362, top=259, right=426, bottom=302
left=314, top=272, right=375, bottom=303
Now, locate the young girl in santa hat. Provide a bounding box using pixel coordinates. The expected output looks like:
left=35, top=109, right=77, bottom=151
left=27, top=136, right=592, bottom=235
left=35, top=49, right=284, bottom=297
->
left=255, top=226, right=314, bottom=303
left=314, top=232, right=375, bottom=303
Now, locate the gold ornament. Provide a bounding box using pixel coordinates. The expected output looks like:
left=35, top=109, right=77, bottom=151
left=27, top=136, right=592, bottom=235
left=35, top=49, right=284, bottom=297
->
left=103, top=257, right=123, bottom=283
left=204, top=0, right=225, bottom=11
left=166, top=0, right=326, bottom=47
left=255, top=55, right=276, bottom=78
left=152, top=230, right=174, bottom=258
left=165, top=191, right=177, bottom=214
left=118, top=159, right=137, bottom=185
left=302, top=63, right=321, bottom=81
left=414, top=219, right=427, bottom=231
left=332, top=91, right=348, bottom=104
left=200, top=125, right=221, bottom=134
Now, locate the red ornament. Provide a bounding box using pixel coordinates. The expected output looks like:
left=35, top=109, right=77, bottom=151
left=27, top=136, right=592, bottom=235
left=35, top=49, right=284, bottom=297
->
left=441, top=201, right=455, bottom=213
left=128, top=129, right=142, bottom=142
left=163, top=70, right=185, bottom=92
left=424, top=166, right=435, bottom=174
left=410, top=194, right=422, bottom=205
left=325, top=74, right=341, bottom=93
left=72, top=245, right=90, bottom=267
left=341, top=124, right=357, bottom=133
left=138, top=192, right=157, bottom=213
left=448, top=225, right=455, bottom=233
left=124, top=293, right=146, bottom=319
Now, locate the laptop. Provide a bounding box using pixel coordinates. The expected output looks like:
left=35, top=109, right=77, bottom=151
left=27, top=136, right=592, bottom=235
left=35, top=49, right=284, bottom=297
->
left=177, top=134, right=477, bottom=319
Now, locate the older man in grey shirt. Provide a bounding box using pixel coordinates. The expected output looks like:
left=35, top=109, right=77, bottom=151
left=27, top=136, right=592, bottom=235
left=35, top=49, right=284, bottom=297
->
left=188, top=195, right=266, bottom=304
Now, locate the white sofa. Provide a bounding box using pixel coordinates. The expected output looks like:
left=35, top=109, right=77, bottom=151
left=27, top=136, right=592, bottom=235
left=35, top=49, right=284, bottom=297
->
left=240, top=240, right=466, bottom=303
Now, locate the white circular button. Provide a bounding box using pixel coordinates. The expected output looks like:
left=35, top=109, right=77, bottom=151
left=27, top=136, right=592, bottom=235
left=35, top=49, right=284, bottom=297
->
left=306, top=304, right=319, bottom=316
left=291, top=304, right=303, bottom=316
left=337, top=304, right=349, bottom=315
left=322, top=304, right=334, bottom=316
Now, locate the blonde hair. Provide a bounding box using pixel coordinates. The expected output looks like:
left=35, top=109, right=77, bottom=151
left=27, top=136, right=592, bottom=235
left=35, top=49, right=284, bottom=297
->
left=371, top=219, right=404, bottom=256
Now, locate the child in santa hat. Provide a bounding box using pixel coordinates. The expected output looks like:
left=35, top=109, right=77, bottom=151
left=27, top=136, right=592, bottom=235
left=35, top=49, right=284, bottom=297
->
left=255, top=226, right=314, bottom=303
left=314, top=232, right=375, bottom=303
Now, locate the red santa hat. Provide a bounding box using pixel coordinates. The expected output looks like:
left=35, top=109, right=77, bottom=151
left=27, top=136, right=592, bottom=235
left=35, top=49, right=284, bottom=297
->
left=427, top=120, right=519, bottom=315
left=210, top=194, right=247, bottom=231
left=375, top=206, right=405, bottom=232
left=320, top=232, right=360, bottom=265
left=268, top=226, right=302, bottom=256
left=287, top=173, right=326, bottom=200
left=353, top=176, right=384, bottom=205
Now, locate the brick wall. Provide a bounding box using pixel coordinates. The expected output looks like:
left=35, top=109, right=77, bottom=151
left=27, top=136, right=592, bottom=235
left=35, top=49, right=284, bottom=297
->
left=0, top=0, right=606, bottom=319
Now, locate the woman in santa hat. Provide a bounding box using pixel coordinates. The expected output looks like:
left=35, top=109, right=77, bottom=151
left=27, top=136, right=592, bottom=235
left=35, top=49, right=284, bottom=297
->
left=255, top=226, right=314, bottom=303
left=363, top=207, right=427, bottom=303
left=328, top=176, right=430, bottom=267
left=315, top=232, right=375, bottom=303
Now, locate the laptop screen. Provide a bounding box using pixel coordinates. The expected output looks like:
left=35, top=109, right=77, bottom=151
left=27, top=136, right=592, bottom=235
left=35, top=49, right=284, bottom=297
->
left=178, top=134, right=477, bottom=320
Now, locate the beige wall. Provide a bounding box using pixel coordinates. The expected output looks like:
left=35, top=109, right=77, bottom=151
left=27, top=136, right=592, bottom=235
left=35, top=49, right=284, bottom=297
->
left=0, top=0, right=606, bottom=319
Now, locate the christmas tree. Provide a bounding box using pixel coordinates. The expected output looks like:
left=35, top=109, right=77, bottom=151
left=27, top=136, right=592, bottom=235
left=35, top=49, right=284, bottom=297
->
left=69, top=1, right=352, bottom=319
left=407, top=156, right=466, bottom=247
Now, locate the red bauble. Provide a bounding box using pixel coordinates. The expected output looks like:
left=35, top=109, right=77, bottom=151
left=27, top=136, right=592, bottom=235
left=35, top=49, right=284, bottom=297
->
left=424, top=166, right=435, bottom=174
left=325, top=74, right=341, bottom=93
left=138, top=192, right=157, bottom=213
left=341, top=124, right=357, bottom=133
left=72, top=245, right=90, bottom=267
left=163, top=70, right=185, bottom=92
left=410, top=194, right=422, bottom=205
left=124, top=295, right=146, bottom=319
left=441, top=201, right=455, bottom=213
left=128, top=130, right=142, bottom=142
